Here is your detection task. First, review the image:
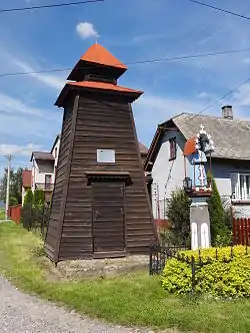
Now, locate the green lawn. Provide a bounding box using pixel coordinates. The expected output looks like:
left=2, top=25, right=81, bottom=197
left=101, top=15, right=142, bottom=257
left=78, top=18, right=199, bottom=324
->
left=1, top=222, right=250, bottom=333
left=0, top=208, right=5, bottom=220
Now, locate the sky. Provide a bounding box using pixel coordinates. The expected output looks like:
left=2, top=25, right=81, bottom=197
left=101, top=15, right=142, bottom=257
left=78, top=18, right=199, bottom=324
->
left=1, top=0, right=250, bottom=175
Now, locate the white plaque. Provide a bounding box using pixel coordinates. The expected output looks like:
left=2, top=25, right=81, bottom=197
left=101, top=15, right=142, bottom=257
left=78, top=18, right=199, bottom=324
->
left=97, top=149, right=115, bottom=163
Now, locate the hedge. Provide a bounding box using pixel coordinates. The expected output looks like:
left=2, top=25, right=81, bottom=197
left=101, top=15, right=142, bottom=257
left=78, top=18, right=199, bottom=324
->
left=161, top=246, right=250, bottom=298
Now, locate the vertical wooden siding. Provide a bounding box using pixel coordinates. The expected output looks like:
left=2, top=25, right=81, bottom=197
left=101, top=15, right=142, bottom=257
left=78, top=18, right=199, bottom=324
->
left=46, top=92, right=156, bottom=261
left=233, top=218, right=250, bottom=245
left=44, top=107, right=73, bottom=260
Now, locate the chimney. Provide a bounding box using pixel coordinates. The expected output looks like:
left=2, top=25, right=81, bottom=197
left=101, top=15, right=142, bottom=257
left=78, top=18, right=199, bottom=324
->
left=222, top=105, right=233, bottom=120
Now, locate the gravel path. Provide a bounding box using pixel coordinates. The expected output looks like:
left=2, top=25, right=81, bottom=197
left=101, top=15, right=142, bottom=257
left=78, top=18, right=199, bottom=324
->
left=0, top=275, right=156, bottom=333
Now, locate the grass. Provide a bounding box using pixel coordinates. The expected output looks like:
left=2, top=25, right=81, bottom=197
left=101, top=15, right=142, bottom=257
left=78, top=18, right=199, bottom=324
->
left=0, top=208, right=5, bottom=220
left=1, top=223, right=250, bottom=333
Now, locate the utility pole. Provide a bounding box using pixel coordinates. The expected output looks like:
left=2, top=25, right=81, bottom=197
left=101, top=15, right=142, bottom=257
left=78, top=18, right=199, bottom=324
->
left=5, top=154, right=12, bottom=221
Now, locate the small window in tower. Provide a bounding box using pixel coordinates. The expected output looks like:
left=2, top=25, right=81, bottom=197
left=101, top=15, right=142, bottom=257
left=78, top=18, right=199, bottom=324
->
left=169, top=137, right=177, bottom=160
left=97, top=149, right=116, bottom=163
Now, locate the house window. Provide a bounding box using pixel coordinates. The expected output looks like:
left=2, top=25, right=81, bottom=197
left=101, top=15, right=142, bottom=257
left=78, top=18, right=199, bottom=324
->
left=45, top=174, right=52, bottom=190
left=169, top=138, right=177, bottom=160
left=55, top=147, right=57, bottom=159
left=231, top=173, right=250, bottom=200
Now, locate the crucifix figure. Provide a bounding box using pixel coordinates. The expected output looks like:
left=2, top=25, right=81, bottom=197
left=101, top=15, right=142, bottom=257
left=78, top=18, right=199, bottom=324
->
left=183, top=124, right=215, bottom=250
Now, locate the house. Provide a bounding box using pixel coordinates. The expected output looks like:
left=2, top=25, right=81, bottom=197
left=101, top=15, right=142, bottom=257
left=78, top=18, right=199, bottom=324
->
left=144, top=105, right=250, bottom=219
left=44, top=42, right=156, bottom=262
left=21, top=169, right=32, bottom=205
left=30, top=151, right=55, bottom=203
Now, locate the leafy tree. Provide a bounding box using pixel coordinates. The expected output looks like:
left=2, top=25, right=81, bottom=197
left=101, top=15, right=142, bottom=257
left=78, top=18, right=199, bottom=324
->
left=0, top=167, right=23, bottom=204
left=33, top=189, right=45, bottom=207
left=166, top=188, right=191, bottom=245
left=23, top=189, right=33, bottom=206
left=207, top=172, right=231, bottom=245
left=9, top=196, right=18, bottom=206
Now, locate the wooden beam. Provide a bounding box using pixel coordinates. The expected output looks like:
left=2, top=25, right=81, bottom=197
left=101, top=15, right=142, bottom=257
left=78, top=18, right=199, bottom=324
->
left=54, top=94, right=79, bottom=262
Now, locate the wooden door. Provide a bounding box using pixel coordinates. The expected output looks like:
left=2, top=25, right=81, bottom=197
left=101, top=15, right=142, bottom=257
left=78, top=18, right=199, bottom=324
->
left=92, top=182, right=125, bottom=253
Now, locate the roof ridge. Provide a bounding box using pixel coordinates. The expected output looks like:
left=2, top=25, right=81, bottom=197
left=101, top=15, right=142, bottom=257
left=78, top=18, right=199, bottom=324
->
left=181, top=112, right=250, bottom=122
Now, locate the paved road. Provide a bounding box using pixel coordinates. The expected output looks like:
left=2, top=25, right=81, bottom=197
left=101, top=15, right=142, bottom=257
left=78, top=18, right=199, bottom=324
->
left=0, top=275, right=158, bottom=333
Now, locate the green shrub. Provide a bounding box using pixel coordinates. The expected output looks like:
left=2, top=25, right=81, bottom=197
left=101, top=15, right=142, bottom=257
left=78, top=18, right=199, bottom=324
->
left=33, top=189, right=45, bottom=207
left=24, top=189, right=33, bottom=206
left=166, top=188, right=191, bottom=245
left=9, top=196, right=18, bottom=206
left=207, top=172, right=230, bottom=245
left=161, top=246, right=250, bottom=298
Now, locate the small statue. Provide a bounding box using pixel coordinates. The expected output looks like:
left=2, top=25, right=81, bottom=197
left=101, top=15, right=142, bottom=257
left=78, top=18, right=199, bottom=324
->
left=183, top=124, right=215, bottom=250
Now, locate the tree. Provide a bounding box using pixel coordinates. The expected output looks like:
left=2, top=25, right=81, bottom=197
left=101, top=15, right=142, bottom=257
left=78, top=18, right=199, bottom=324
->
left=166, top=188, right=191, bottom=245
left=207, top=172, right=230, bottom=245
left=9, top=196, right=18, bottom=206
left=33, top=189, right=45, bottom=207
left=23, top=189, right=33, bottom=206
left=0, top=167, right=23, bottom=204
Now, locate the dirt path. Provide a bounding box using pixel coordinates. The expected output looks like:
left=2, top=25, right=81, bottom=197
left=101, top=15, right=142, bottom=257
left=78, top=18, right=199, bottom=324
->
left=0, top=275, right=162, bottom=333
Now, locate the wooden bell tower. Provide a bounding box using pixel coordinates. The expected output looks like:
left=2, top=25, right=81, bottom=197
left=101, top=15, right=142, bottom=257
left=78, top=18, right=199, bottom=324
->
left=44, top=43, right=157, bottom=262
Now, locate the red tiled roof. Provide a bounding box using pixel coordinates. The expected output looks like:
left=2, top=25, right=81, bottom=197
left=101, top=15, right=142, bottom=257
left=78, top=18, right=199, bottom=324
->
left=67, top=81, right=143, bottom=94
left=80, top=43, right=127, bottom=69
left=22, top=170, right=32, bottom=188
left=55, top=81, right=143, bottom=107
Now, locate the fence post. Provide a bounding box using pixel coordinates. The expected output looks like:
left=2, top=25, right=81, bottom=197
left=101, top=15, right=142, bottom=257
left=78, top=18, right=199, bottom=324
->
left=149, top=246, right=153, bottom=275
left=191, top=256, right=196, bottom=293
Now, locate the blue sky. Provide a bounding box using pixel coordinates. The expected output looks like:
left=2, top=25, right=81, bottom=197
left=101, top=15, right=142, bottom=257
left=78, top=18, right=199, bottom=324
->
left=1, top=0, right=250, bottom=174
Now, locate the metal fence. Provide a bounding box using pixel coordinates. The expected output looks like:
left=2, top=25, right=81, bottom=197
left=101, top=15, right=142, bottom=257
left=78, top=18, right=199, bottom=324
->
left=149, top=244, right=189, bottom=275
left=22, top=204, right=50, bottom=238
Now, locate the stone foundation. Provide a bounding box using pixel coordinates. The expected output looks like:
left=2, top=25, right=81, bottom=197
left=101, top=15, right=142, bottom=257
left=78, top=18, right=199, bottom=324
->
left=55, top=255, right=149, bottom=279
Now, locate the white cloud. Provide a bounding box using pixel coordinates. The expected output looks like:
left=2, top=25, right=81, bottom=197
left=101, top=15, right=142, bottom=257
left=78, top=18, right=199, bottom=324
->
left=0, top=143, right=42, bottom=156
left=0, top=92, right=60, bottom=122
left=12, top=58, right=64, bottom=90
left=0, top=93, right=43, bottom=117
left=76, top=22, right=99, bottom=40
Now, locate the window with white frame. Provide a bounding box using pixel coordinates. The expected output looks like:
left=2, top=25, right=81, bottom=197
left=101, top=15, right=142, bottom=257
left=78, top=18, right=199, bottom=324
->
left=230, top=173, right=250, bottom=200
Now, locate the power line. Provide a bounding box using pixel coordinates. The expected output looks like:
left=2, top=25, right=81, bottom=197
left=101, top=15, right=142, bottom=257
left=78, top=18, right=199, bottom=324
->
left=189, top=77, right=250, bottom=121
left=187, top=0, right=250, bottom=21
left=0, top=0, right=103, bottom=14
left=1, top=47, right=250, bottom=79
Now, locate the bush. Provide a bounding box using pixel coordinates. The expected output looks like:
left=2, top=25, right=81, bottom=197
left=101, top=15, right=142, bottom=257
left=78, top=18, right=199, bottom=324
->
left=161, top=246, right=250, bottom=298
left=166, top=188, right=191, bottom=245
left=9, top=196, right=18, bottom=206
left=207, top=173, right=231, bottom=245
left=33, top=189, right=45, bottom=207
left=24, top=189, right=33, bottom=206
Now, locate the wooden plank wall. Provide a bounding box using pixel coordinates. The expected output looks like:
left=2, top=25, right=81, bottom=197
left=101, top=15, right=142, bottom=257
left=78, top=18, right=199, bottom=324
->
left=46, top=92, right=157, bottom=261
left=44, top=108, right=73, bottom=260
left=59, top=94, right=155, bottom=260
left=233, top=218, right=250, bottom=245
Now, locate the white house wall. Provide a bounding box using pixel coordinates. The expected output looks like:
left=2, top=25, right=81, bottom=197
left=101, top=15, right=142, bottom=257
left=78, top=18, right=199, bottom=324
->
left=150, top=130, right=250, bottom=219
left=151, top=130, right=188, bottom=219
left=31, top=158, right=54, bottom=190
left=211, top=160, right=250, bottom=217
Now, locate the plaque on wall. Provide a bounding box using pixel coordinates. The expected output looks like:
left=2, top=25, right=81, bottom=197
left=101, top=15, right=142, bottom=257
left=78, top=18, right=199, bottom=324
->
left=97, top=149, right=116, bottom=163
